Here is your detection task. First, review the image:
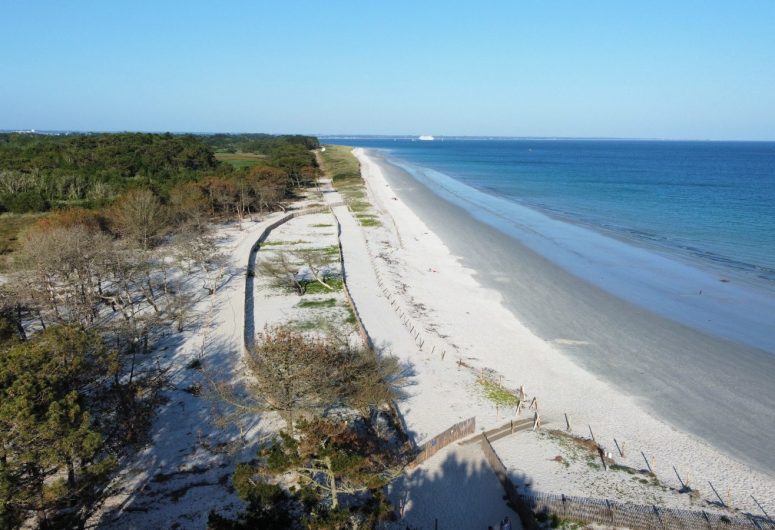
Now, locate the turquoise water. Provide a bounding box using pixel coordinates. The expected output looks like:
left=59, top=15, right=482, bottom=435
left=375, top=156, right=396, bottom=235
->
left=328, top=139, right=775, bottom=288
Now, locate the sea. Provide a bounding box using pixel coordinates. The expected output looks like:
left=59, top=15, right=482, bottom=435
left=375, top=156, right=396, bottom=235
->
left=323, top=137, right=775, bottom=353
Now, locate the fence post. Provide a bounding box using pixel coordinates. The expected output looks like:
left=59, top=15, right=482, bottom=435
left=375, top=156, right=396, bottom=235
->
left=652, top=505, right=665, bottom=530
left=702, top=510, right=712, bottom=530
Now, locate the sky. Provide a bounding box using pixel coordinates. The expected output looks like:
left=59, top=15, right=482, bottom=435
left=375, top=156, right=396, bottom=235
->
left=1, top=1, right=774, bottom=140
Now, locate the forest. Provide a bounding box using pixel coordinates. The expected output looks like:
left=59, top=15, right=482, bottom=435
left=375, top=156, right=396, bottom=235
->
left=0, top=132, right=321, bottom=528
left=0, top=132, right=319, bottom=213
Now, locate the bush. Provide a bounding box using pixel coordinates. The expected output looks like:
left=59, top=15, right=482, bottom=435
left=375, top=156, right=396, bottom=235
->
left=0, top=191, right=50, bottom=213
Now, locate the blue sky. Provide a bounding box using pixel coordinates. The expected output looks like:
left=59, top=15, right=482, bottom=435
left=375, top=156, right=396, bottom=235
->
left=1, top=1, right=774, bottom=139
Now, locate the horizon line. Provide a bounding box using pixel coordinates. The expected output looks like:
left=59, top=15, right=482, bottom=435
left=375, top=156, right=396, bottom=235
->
left=2, top=129, right=774, bottom=143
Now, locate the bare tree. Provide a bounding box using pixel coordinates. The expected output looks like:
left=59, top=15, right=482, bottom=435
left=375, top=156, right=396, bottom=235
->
left=111, top=189, right=168, bottom=250
left=256, top=248, right=338, bottom=295
left=256, top=251, right=306, bottom=295
left=295, top=248, right=338, bottom=291
left=13, top=224, right=113, bottom=327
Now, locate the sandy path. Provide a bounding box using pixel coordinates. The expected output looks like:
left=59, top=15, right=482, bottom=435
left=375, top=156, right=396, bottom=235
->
left=94, top=215, right=288, bottom=528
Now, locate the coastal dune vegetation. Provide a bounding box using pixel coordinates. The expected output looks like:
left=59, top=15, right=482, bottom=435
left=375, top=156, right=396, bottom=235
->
left=0, top=132, right=323, bottom=528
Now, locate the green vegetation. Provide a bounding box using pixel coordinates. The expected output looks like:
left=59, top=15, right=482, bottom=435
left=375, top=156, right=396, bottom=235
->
left=0, top=132, right=321, bottom=267
left=319, top=144, right=366, bottom=202
left=260, top=239, right=309, bottom=246
left=0, top=132, right=319, bottom=215
left=209, top=419, right=401, bottom=529
left=348, top=200, right=371, bottom=213
left=215, top=152, right=265, bottom=169
left=205, top=133, right=319, bottom=157
left=0, top=325, right=159, bottom=528
left=302, top=277, right=344, bottom=294
left=296, top=297, right=337, bottom=308
left=311, top=223, right=332, bottom=227
left=535, top=511, right=587, bottom=529
left=344, top=304, right=358, bottom=325
left=211, top=324, right=407, bottom=527
left=356, top=214, right=382, bottom=227
left=478, top=378, right=520, bottom=407
left=291, top=317, right=327, bottom=331
left=319, top=145, right=361, bottom=185
left=0, top=133, right=221, bottom=212
left=319, top=244, right=341, bottom=257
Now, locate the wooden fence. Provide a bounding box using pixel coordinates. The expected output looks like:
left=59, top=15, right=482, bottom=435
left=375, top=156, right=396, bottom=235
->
left=521, top=491, right=775, bottom=530
left=480, top=433, right=539, bottom=530
left=411, top=417, right=477, bottom=467
left=479, top=432, right=774, bottom=530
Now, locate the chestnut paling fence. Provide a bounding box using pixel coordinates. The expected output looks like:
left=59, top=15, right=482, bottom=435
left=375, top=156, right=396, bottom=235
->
left=410, top=417, right=477, bottom=466
left=479, top=432, right=775, bottom=530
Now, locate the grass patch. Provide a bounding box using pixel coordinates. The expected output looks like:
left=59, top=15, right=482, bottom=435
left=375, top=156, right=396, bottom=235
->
left=260, top=239, right=308, bottom=247
left=291, top=317, right=326, bottom=331
left=311, top=223, right=333, bottom=228
left=319, top=145, right=361, bottom=184
left=349, top=200, right=371, bottom=213
left=535, top=512, right=587, bottom=529
left=0, top=212, right=45, bottom=266
left=301, top=277, right=344, bottom=294
left=478, top=378, right=520, bottom=407
left=610, top=463, right=638, bottom=475
left=215, top=152, right=265, bottom=169
left=297, top=297, right=337, bottom=308
left=357, top=216, right=381, bottom=228
left=319, top=145, right=369, bottom=202
left=343, top=304, right=357, bottom=325
left=320, top=245, right=341, bottom=257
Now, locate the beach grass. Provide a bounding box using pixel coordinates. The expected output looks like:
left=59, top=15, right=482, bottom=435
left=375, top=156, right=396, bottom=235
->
left=356, top=215, right=381, bottom=227
left=291, top=317, right=327, bottom=331
left=297, top=297, right=337, bottom=308
left=478, top=378, right=520, bottom=407
left=343, top=304, right=357, bottom=325
left=348, top=200, right=371, bottom=213
left=319, top=145, right=366, bottom=201
left=260, top=239, right=308, bottom=246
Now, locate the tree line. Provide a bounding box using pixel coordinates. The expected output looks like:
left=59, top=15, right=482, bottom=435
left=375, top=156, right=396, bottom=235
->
left=0, top=132, right=318, bottom=213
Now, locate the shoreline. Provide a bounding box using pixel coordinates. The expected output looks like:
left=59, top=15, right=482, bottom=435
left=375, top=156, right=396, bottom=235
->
left=382, top=156, right=775, bottom=354
left=351, top=147, right=775, bottom=514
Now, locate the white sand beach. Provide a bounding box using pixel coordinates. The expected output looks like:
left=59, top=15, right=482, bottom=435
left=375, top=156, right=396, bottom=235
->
left=348, top=148, right=775, bottom=519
